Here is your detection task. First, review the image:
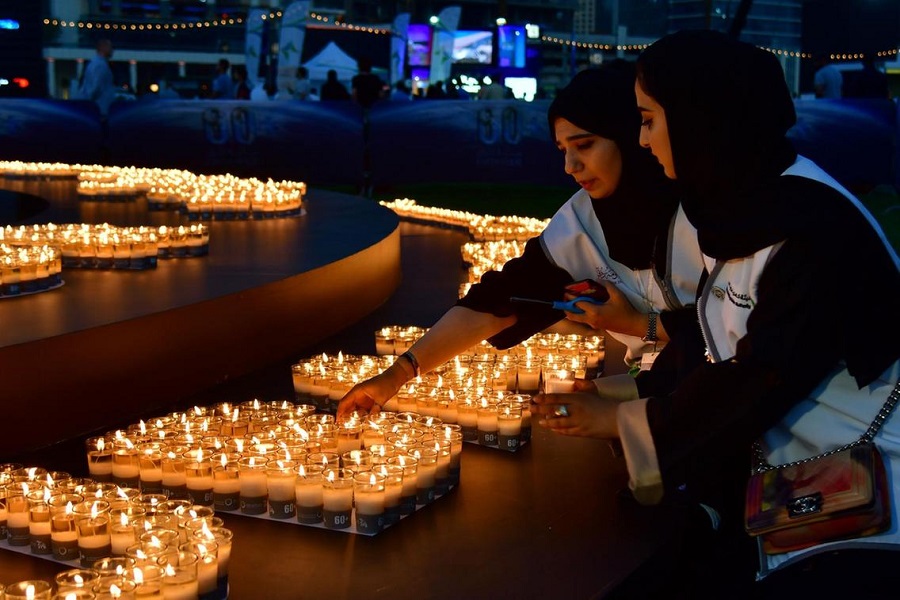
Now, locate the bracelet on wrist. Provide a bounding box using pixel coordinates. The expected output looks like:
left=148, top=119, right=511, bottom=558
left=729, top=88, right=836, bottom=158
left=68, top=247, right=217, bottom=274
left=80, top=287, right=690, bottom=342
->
left=399, top=350, right=421, bottom=378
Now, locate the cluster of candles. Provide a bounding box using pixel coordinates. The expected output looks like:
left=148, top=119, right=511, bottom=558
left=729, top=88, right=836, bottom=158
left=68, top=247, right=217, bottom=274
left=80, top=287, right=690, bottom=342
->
left=0, top=224, right=209, bottom=271
left=292, top=328, right=604, bottom=450
left=79, top=399, right=461, bottom=537
left=0, top=162, right=306, bottom=220
left=380, top=198, right=548, bottom=242
left=0, top=464, right=232, bottom=599
left=0, top=244, right=63, bottom=297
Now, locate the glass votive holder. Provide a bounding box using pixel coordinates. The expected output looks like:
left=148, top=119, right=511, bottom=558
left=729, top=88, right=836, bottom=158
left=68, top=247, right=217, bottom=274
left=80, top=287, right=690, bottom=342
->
left=321, top=468, right=355, bottom=530
left=475, top=402, right=499, bottom=447
left=5, top=485, right=31, bottom=546
left=191, top=525, right=233, bottom=587
left=92, top=576, right=137, bottom=599
left=429, top=439, right=453, bottom=495
left=516, top=361, right=541, bottom=394
left=109, top=506, right=146, bottom=556
left=335, top=420, right=362, bottom=455
left=352, top=471, right=386, bottom=535
left=265, top=460, right=297, bottom=520
left=306, top=451, right=340, bottom=470
left=179, top=540, right=219, bottom=597
left=130, top=494, right=169, bottom=516
left=111, top=446, right=141, bottom=489
left=543, top=369, right=575, bottom=394
left=408, top=447, right=438, bottom=505
left=183, top=453, right=214, bottom=508
left=130, top=564, right=164, bottom=599
left=497, top=403, right=523, bottom=452
left=159, top=550, right=200, bottom=598
left=55, top=568, right=101, bottom=594
left=237, top=456, right=269, bottom=515
left=374, top=464, right=404, bottom=526
left=210, top=454, right=241, bottom=513
left=85, top=437, right=113, bottom=483
left=5, top=580, right=52, bottom=600
left=136, top=445, right=164, bottom=495
left=73, top=501, right=111, bottom=567
left=26, top=489, right=52, bottom=555
left=455, top=399, right=479, bottom=442
left=159, top=448, right=188, bottom=500
left=49, top=493, right=83, bottom=561
left=341, top=450, right=373, bottom=473
left=386, top=454, right=418, bottom=515
left=294, top=463, right=325, bottom=525
left=92, top=556, right=136, bottom=580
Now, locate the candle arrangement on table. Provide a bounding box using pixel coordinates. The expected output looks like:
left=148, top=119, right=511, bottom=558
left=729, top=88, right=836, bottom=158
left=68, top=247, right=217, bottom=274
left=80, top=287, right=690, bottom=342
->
left=0, top=161, right=306, bottom=220
left=0, top=223, right=210, bottom=272
left=379, top=198, right=547, bottom=242
left=0, top=244, right=62, bottom=298
left=290, top=330, right=603, bottom=452
left=0, top=463, right=233, bottom=600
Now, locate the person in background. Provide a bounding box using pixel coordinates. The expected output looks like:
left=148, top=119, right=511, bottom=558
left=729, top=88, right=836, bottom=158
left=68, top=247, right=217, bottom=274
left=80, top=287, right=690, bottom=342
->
left=351, top=58, right=385, bottom=109
left=337, top=64, right=703, bottom=419
left=232, top=65, right=251, bottom=100
left=319, top=69, right=350, bottom=101
left=211, top=58, right=233, bottom=99
left=293, top=66, right=311, bottom=100
left=535, top=30, right=900, bottom=598
left=76, top=38, right=117, bottom=116
left=389, top=80, right=411, bottom=101
left=478, top=73, right=506, bottom=100
left=813, top=53, right=843, bottom=98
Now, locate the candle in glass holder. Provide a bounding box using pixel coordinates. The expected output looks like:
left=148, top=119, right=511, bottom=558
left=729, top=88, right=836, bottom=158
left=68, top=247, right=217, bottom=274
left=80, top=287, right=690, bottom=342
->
left=265, top=460, right=296, bottom=520
left=132, top=564, right=164, bottom=599
left=49, top=494, right=82, bottom=561
left=111, top=442, right=142, bottom=488
left=475, top=401, right=499, bottom=447
left=353, top=471, right=385, bottom=535
left=178, top=540, right=218, bottom=596
left=321, top=468, right=354, bottom=530
left=6, top=485, right=30, bottom=546
left=158, top=549, right=199, bottom=599
left=543, top=369, right=575, bottom=394
left=386, top=454, right=418, bottom=516
left=86, top=437, right=113, bottom=482
left=430, top=439, right=452, bottom=496
left=456, top=399, right=479, bottom=442
left=497, top=403, right=523, bottom=452
left=237, top=456, right=268, bottom=515
left=0, top=483, right=8, bottom=540
left=211, top=453, right=240, bottom=513
left=335, top=419, right=362, bottom=455
left=294, top=463, right=324, bottom=525
left=109, top=506, right=145, bottom=556
left=160, top=447, right=187, bottom=499
left=375, top=464, right=404, bottom=527
left=516, top=360, right=541, bottom=394
left=55, top=568, right=101, bottom=593
left=191, top=525, right=232, bottom=596
left=27, top=489, right=52, bottom=555
left=184, top=449, right=214, bottom=507
left=4, top=580, right=53, bottom=600
left=137, top=445, right=164, bottom=494
left=409, top=447, right=438, bottom=505
left=74, top=500, right=111, bottom=567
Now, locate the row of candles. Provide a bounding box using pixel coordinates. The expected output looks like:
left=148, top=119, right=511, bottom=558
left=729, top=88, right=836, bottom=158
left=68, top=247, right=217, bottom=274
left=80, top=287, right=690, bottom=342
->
left=0, top=161, right=306, bottom=219
left=0, top=245, right=63, bottom=297
left=76, top=399, right=465, bottom=534
left=0, top=224, right=210, bottom=272
left=0, top=465, right=232, bottom=599
left=379, top=198, right=549, bottom=242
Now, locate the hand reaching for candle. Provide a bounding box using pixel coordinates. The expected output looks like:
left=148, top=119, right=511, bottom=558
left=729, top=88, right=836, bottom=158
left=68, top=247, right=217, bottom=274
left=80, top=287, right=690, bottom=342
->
left=532, top=381, right=620, bottom=439
left=562, top=280, right=645, bottom=337
left=336, top=361, right=411, bottom=419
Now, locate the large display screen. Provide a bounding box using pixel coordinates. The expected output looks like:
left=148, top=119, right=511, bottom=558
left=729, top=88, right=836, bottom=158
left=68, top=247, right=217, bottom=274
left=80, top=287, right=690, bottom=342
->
left=497, top=25, right=526, bottom=68
left=408, top=24, right=432, bottom=66
left=452, top=30, right=493, bottom=65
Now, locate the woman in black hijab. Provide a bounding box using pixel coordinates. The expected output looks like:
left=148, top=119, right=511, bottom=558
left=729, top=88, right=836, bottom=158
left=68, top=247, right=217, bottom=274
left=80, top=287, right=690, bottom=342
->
left=338, top=64, right=703, bottom=418
left=539, top=30, right=900, bottom=597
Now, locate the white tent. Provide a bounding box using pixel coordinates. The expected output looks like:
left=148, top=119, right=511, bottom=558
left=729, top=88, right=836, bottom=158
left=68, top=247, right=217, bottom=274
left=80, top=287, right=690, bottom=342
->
left=302, top=41, right=358, bottom=87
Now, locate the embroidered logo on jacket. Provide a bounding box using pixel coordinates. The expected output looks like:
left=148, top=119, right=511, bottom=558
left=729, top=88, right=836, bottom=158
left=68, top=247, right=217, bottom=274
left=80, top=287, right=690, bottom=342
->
left=596, top=266, right=621, bottom=283
left=725, top=282, right=754, bottom=309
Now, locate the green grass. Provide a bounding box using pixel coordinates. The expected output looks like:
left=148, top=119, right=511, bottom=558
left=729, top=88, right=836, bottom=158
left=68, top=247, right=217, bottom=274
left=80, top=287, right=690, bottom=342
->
left=324, top=182, right=900, bottom=253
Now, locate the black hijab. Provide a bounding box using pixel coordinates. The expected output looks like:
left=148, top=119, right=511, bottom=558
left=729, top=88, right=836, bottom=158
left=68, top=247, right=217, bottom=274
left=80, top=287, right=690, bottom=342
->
left=636, top=30, right=799, bottom=260
left=548, top=64, right=677, bottom=270
left=637, top=30, right=899, bottom=386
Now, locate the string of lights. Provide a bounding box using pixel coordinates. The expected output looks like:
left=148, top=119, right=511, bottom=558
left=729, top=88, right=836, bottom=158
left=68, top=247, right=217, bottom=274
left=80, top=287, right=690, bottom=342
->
left=41, top=13, right=898, bottom=61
